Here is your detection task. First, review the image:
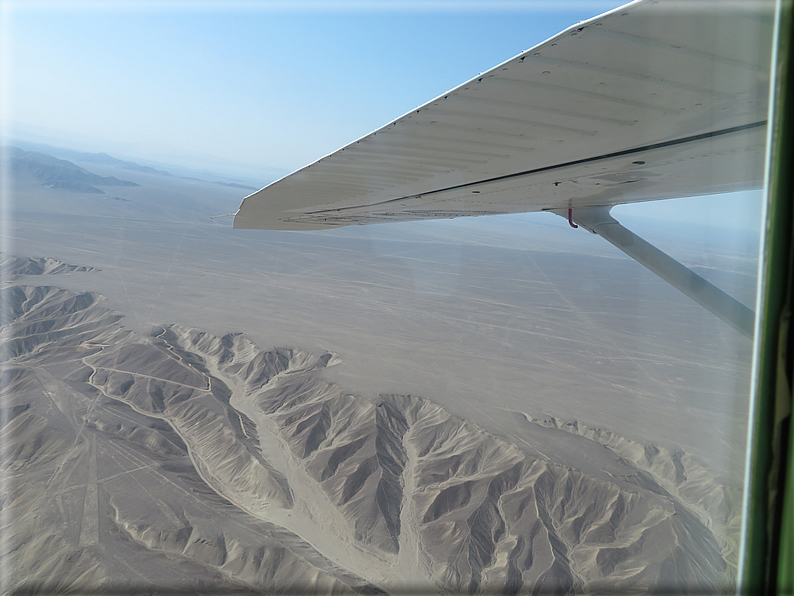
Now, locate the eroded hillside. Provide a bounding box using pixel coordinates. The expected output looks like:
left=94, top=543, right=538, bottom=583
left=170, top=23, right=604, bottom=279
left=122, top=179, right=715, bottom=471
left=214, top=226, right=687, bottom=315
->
left=1, top=274, right=739, bottom=594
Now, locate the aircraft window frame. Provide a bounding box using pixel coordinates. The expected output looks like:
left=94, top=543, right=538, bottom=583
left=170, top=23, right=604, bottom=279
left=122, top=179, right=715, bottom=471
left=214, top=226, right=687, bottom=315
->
left=740, top=0, right=794, bottom=592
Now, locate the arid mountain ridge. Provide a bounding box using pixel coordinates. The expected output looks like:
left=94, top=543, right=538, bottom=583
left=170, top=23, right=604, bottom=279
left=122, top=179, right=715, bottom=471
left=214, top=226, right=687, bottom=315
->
left=4, top=147, right=141, bottom=194
left=3, top=143, right=259, bottom=192
left=1, top=256, right=739, bottom=594
left=1, top=253, right=101, bottom=281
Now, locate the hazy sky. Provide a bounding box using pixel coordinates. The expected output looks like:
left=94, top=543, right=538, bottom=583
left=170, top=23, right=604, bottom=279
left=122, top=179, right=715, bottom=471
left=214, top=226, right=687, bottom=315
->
left=3, top=1, right=621, bottom=179
left=1, top=0, right=768, bottom=234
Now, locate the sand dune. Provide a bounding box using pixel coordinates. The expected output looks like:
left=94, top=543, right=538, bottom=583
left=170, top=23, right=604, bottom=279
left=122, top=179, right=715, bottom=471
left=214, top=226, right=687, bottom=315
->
left=2, top=276, right=738, bottom=594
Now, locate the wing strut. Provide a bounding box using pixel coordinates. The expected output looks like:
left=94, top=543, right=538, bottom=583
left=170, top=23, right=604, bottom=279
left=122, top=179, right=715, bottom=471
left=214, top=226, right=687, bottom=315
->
left=562, top=206, right=755, bottom=338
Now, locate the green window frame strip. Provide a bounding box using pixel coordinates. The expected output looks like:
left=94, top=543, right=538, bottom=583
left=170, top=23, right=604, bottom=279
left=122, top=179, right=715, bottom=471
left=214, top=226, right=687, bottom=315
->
left=742, top=0, right=794, bottom=593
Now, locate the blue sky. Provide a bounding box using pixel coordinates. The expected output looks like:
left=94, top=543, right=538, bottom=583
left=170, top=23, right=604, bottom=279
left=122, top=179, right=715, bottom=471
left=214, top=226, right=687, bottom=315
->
left=3, top=1, right=621, bottom=180
left=1, top=0, right=767, bottom=234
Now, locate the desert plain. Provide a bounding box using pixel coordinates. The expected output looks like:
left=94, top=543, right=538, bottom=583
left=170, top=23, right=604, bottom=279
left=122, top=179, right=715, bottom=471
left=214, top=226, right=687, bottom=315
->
left=0, top=147, right=761, bottom=594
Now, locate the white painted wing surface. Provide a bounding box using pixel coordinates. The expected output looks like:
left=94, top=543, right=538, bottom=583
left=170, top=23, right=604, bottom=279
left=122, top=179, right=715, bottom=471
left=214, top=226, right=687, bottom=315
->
left=235, top=0, right=772, bottom=231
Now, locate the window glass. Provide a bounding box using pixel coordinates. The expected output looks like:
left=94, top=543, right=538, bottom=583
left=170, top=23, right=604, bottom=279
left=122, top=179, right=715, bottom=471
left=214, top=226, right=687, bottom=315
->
left=0, top=1, right=776, bottom=594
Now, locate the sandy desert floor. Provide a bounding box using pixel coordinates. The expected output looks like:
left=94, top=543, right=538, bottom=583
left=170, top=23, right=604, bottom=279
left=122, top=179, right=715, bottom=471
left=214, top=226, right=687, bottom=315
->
left=0, top=159, right=759, bottom=593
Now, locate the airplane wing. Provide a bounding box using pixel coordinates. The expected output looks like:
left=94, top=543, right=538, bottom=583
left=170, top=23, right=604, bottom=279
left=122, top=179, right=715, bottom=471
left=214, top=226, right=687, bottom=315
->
left=235, top=0, right=772, bottom=232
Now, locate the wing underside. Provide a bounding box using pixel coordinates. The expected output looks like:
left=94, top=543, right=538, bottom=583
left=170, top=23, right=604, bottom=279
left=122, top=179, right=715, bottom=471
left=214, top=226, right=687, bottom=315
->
left=235, top=0, right=772, bottom=231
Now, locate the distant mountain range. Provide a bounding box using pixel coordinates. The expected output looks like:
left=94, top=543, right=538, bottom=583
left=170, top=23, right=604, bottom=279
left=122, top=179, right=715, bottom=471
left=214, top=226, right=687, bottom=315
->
left=4, top=147, right=140, bottom=194
left=4, top=141, right=259, bottom=192
left=6, top=140, right=173, bottom=176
